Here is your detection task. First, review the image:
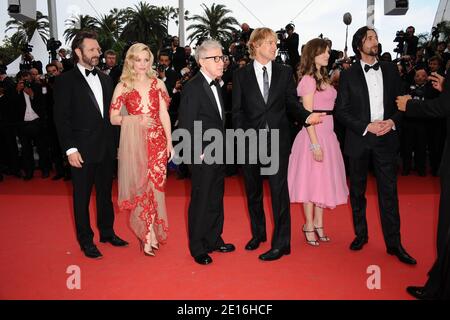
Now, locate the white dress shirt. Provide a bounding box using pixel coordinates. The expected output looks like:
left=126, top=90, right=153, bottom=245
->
left=23, top=92, right=39, bottom=121
left=361, top=60, right=391, bottom=136
left=66, top=64, right=104, bottom=156
left=253, top=59, right=272, bottom=98
left=200, top=70, right=223, bottom=119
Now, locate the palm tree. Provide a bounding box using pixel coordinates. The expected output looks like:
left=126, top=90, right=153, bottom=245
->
left=5, top=11, right=50, bottom=44
left=63, top=14, right=98, bottom=44
left=121, top=2, right=167, bottom=53
left=186, top=3, right=239, bottom=45
left=161, top=6, right=190, bottom=28
left=95, top=13, right=122, bottom=51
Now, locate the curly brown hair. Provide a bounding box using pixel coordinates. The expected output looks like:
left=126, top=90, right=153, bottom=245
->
left=298, top=38, right=330, bottom=91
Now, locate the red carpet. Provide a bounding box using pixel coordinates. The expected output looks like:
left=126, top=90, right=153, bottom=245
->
left=0, top=172, right=440, bottom=300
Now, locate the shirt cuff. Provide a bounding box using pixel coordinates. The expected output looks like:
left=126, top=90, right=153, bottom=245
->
left=305, top=114, right=312, bottom=125
left=66, top=148, right=78, bottom=156
left=363, top=125, right=369, bottom=136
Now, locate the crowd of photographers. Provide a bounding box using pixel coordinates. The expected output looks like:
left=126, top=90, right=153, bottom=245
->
left=0, top=22, right=449, bottom=182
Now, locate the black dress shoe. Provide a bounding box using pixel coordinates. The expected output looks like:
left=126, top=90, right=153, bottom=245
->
left=387, top=245, right=417, bottom=265
left=100, top=235, right=129, bottom=247
left=213, top=243, right=235, bottom=253
left=194, top=254, right=213, bottom=265
left=81, top=244, right=103, bottom=259
left=259, top=247, right=290, bottom=261
left=349, top=237, right=368, bottom=251
left=406, top=286, right=431, bottom=300
left=245, top=237, right=266, bottom=251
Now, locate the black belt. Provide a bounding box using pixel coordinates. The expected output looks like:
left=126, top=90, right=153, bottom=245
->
left=314, top=110, right=333, bottom=115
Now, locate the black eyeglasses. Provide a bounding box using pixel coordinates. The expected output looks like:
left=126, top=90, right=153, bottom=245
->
left=202, top=55, right=229, bottom=63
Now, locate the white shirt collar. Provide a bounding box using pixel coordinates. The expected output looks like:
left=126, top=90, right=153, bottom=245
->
left=360, top=59, right=379, bottom=68
left=77, top=63, right=96, bottom=77
left=254, top=59, right=272, bottom=73
left=200, top=70, right=214, bottom=84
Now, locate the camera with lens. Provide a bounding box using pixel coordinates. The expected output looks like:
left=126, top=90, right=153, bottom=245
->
left=276, top=28, right=287, bottom=46
left=21, top=44, right=33, bottom=54
left=410, top=84, right=426, bottom=100
left=157, top=63, right=166, bottom=73
left=0, top=63, right=7, bottom=75
left=24, top=80, right=32, bottom=88
left=431, top=27, right=440, bottom=38
left=393, top=30, right=405, bottom=54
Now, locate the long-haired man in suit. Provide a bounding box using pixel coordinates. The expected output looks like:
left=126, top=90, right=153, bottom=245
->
left=53, top=31, right=128, bottom=259
left=335, top=26, right=416, bottom=265
left=178, top=40, right=235, bottom=265
left=232, top=28, right=324, bottom=261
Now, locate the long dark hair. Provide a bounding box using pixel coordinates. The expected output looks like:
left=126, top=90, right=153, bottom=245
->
left=352, top=26, right=376, bottom=59
left=298, top=38, right=330, bottom=91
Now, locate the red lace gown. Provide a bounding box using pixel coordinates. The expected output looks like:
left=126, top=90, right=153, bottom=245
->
left=110, top=78, right=170, bottom=249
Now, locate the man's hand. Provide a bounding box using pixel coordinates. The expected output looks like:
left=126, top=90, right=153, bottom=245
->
left=396, top=95, right=412, bottom=112
left=367, top=120, right=382, bottom=135
left=68, top=152, right=84, bottom=168
left=429, top=72, right=445, bottom=92
left=376, top=119, right=395, bottom=136
left=307, top=112, right=326, bottom=125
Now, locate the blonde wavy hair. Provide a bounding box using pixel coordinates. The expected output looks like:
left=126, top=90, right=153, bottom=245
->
left=247, top=28, right=277, bottom=60
left=298, top=38, right=330, bottom=91
left=120, top=43, right=156, bottom=89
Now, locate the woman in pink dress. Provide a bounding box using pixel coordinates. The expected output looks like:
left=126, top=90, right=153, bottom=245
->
left=109, top=43, right=173, bottom=256
left=288, top=38, right=348, bottom=246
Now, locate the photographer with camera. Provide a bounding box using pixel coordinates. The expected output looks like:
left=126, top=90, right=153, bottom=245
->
left=44, top=63, right=69, bottom=181
left=157, top=51, right=180, bottom=97
left=13, top=70, right=50, bottom=180
left=58, top=48, right=74, bottom=73
left=19, top=47, right=43, bottom=75
left=400, top=68, right=434, bottom=176
left=285, top=23, right=300, bottom=71
left=169, top=36, right=187, bottom=73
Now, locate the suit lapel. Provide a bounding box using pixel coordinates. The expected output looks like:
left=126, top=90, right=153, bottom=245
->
left=74, top=67, right=102, bottom=116
left=355, top=62, right=371, bottom=118
left=380, top=62, right=389, bottom=119
left=200, top=74, right=223, bottom=122
left=98, top=73, right=109, bottom=118
left=266, top=62, right=280, bottom=106
left=247, top=61, right=267, bottom=106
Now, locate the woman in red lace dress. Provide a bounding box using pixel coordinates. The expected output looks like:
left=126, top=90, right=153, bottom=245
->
left=109, top=43, right=173, bottom=256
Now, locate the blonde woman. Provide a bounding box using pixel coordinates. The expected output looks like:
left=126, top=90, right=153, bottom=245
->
left=288, top=38, right=348, bottom=246
left=110, top=43, right=173, bottom=256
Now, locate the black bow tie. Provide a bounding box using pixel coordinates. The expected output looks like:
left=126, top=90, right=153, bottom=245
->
left=210, top=80, right=220, bottom=87
left=364, top=63, right=380, bottom=73
left=85, top=68, right=98, bottom=77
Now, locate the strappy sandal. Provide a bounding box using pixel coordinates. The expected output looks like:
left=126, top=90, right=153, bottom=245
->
left=302, top=225, right=319, bottom=246
left=314, top=226, right=331, bottom=242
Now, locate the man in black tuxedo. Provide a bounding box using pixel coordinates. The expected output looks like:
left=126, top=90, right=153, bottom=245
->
left=397, top=72, right=450, bottom=299
left=53, top=31, right=128, bottom=259
left=14, top=70, right=51, bottom=180
left=178, top=39, right=235, bottom=265
left=335, top=26, right=416, bottom=265
left=232, top=28, right=323, bottom=261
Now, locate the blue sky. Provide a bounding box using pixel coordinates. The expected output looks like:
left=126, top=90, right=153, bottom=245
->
left=0, top=0, right=441, bottom=55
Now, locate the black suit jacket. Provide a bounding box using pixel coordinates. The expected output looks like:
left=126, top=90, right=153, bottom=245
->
left=178, top=72, right=225, bottom=161
left=232, top=61, right=310, bottom=155
left=15, top=82, right=46, bottom=121
left=335, top=60, right=403, bottom=157
left=406, top=72, right=450, bottom=177
left=53, top=67, right=116, bottom=163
